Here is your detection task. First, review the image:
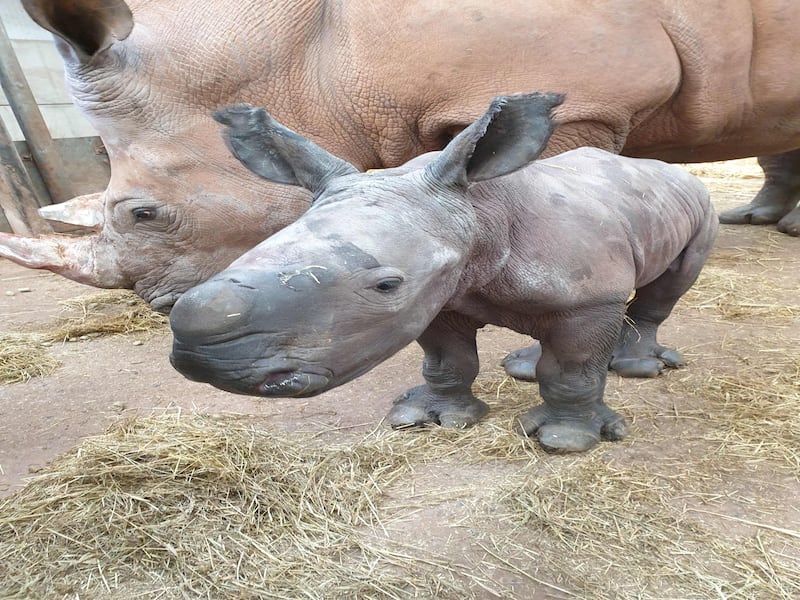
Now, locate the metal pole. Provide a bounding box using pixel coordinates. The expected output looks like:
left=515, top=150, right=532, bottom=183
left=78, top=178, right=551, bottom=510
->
left=0, top=16, right=71, bottom=203
left=0, top=110, right=52, bottom=235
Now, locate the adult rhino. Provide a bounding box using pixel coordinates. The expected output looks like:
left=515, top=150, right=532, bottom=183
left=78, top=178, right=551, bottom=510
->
left=1, top=0, right=798, bottom=314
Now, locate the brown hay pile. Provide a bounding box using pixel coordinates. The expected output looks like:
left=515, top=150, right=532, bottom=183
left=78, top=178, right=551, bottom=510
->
left=0, top=290, right=167, bottom=385
left=46, top=290, right=168, bottom=342
left=683, top=158, right=764, bottom=180
left=0, top=412, right=477, bottom=599
left=492, top=455, right=800, bottom=599
left=0, top=332, right=60, bottom=384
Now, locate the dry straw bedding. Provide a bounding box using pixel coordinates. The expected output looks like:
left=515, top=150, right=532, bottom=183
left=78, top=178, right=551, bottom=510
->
left=0, top=413, right=482, bottom=599
left=1, top=372, right=798, bottom=599
left=1, top=332, right=798, bottom=600
left=2, top=161, right=799, bottom=598
left=0, top=290, right=166, bottom=384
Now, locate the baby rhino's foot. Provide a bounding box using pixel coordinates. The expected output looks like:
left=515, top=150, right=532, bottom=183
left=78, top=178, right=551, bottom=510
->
left=516, top=403, right=627, bottom=453
left=386, top=385, right=489, bottom=429
left=501, top=341, right=542, bottom=382
left=610, top=344, right=685, bottom=378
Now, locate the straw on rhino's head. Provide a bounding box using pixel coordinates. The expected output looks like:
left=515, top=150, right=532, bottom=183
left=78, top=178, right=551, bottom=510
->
left=169, top=93, right=561, bottom=396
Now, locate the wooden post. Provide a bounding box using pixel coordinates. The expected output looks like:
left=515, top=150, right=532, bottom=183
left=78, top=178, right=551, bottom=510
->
left=0, top=17, right=71, bottom=203
left=0, top=113, right=52, bottom=235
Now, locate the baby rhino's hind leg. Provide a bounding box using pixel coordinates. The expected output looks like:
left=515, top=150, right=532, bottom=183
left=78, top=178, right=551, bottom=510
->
left=611, top=218, right=717, bottom=378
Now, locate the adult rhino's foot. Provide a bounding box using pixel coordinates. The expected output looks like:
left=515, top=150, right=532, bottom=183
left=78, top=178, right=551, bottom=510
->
left=501, top=341, right=542, bottom=382
left=516, top=403, right=627, bottom=453
left=718, top=201, right=792, bottom=226
left=386, top=385, right=489, bottom=429
left=777, top=207, right=800, bottom=236
left=610, top=343, right=684, bottom=378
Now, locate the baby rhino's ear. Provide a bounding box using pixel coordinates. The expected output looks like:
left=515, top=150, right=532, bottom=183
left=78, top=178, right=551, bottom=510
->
left=214, top=104, right=358, bottom=194
left=426, top=92, right=564, bottom=187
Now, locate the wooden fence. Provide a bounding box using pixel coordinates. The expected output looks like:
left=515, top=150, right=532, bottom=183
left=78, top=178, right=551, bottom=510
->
left=0, top=3, right=110, bottom=234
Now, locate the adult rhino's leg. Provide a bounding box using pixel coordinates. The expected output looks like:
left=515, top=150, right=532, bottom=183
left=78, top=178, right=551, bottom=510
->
left=517, top=308, right=628, bottom=453
left=718, top=150, right=800, bottom=235
left=611, top=215, right=718, bottom=377
left=387, top=313, right=488, bottom=429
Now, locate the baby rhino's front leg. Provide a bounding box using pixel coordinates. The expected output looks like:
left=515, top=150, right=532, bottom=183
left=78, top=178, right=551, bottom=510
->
left=387, top=314, right=488, bottom=429
left=518, top=309, right=628, bottom=452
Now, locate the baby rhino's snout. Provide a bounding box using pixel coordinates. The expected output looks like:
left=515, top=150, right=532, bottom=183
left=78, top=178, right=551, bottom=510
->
left=169, top=274, right=258, bottom=345
left=168, top=267, right=336, bottom=397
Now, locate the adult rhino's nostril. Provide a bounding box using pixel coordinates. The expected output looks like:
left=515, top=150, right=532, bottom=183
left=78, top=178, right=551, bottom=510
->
left=169, top=277, right=254, bottom=342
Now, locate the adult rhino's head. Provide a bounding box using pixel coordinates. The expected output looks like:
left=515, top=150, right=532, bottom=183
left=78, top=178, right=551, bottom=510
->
left=0, top=0, right=319, bottom=312
left=169, top=92, right=562, bottom=397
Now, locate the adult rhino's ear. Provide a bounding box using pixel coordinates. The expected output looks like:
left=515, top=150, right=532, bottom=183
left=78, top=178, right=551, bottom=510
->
left=214, top=105, right=358, bottom=195
left=22, top=0, right=134, bottom=64
left=426, top=92, right=565, bottom=188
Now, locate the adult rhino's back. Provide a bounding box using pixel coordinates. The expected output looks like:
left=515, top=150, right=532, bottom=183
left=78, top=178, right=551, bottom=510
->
left=369, top=0, right=800, bottom=161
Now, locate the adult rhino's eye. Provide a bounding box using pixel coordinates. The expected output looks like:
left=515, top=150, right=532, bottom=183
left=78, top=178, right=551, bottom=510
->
left=132, top=207, right=157, bottom=221
left=374, top=277, right=403, bottom=293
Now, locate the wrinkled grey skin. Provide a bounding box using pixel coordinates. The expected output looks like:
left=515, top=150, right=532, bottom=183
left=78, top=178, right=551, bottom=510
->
left=169, top=94, right=718, bottom=453
left=0, top=0, right=798, bottom=317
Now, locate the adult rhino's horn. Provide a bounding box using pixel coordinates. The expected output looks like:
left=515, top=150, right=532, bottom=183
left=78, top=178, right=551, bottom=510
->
left=0, top=231, right=122, bottom=288
left=39, top=192, right=105, bottom=230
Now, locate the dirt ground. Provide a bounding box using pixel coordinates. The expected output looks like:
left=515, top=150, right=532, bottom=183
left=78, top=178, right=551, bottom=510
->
left=0, top=160, right=798, bottom=598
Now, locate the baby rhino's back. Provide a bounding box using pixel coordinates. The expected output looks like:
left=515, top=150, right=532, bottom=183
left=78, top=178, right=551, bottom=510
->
left=536, top=148, right=716, bottom=287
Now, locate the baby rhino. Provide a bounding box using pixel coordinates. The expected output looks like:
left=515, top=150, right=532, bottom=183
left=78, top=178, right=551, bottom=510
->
left=169, top=93, right=717, bottom=452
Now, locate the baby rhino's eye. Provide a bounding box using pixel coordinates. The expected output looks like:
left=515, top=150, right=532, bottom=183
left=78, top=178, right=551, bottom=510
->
left=374, top=277, right=403, bottom=293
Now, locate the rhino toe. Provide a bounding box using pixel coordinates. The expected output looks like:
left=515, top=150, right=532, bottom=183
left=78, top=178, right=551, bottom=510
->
left=386, top=385, right=488, bottom=429
left=777, top=208, right=800, bottom=236
left=516, top=402, right=628, bottom=453
left=610, top=344, right=685, bottom=378
left=719, top=202, right=787, bottom=225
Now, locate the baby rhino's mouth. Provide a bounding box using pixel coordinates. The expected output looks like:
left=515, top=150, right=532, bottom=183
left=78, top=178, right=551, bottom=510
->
left=258, top=370, right=330, bottom=397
